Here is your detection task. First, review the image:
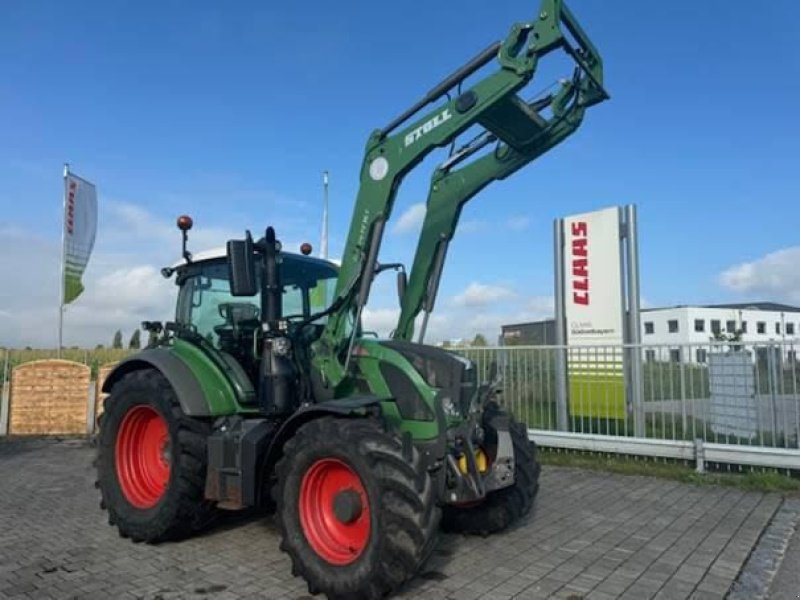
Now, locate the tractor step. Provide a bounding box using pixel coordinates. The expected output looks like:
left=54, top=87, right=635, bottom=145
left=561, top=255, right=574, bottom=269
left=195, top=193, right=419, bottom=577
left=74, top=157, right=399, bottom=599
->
left=206, top=418, right=276, bottom=510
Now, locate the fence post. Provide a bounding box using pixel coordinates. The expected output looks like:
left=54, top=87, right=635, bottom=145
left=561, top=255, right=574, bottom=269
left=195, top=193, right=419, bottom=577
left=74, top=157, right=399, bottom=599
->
left=0, top=349, right=9, bottom=436
left=624, top=205, right=645, bottom=438
left=680, top=346, right=688, bottom=435
left=86, top=379, right=97, bottom=436
left=694, top=437, right=705, bottom=473
left=553, top=218, right=569, bottom=432
left=768, top=345, right=779, bottom=446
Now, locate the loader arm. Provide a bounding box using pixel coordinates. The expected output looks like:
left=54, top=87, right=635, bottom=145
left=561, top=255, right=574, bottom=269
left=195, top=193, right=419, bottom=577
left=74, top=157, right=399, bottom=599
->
left=311, top=0, right=608, bottom=391
left=394, top=70, right=602, bottom=342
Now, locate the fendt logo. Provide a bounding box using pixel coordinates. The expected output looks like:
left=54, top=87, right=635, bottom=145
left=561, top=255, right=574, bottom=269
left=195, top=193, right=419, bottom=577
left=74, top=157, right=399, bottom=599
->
left=571, top=221, right=589, bottom=306
left=404, top=108, right=452, bottom=147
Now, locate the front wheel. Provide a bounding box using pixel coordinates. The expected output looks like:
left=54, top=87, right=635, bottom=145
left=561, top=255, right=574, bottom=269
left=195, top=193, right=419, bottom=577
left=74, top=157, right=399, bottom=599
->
left=95, top=370, right=215, bottom=542
left=442, top=404, right=540, bottom=535
left=274, top=417, right=440, bottom=599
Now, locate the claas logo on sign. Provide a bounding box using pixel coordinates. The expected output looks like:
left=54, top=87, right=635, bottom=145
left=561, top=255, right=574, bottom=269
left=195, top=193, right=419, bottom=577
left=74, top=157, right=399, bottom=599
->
left=66, top=181, right=77, bottom=235
left=571, top=221, right=589, bottom=306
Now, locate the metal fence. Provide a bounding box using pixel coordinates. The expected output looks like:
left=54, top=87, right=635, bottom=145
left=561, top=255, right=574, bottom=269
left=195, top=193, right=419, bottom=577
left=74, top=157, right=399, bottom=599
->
left=454, top=341, right=800, bottom=472
left=2, top=343, right=798, bottom=470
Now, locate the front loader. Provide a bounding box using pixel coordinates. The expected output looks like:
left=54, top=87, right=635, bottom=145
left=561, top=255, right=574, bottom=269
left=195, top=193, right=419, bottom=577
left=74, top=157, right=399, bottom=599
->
left=95, top=2, right=607, bottom=598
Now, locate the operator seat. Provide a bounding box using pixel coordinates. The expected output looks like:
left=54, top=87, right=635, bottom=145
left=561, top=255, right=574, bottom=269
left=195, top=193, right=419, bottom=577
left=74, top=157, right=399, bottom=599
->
left=214, top=302, right=260, bottom=405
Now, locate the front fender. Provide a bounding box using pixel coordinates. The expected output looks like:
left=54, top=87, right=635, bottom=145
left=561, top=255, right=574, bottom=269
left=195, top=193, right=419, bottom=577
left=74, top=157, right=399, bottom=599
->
left=248, top=397, right=382, bottom=506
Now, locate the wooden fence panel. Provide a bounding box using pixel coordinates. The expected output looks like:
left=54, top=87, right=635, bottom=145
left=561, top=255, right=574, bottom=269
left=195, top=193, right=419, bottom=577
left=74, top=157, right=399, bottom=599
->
left=94, top=363, right=118, bottom=420
left=9, top=360, right=90, bottom=435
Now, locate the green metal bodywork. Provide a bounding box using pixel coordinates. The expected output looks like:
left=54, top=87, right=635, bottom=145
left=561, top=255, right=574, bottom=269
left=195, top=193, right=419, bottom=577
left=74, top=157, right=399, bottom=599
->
left=351, top=339, right=440, bottom=440
left=311, top=0, right=607, bottom=391
left=394, top=78, right=601, bottom=340
left=170, top=338, right=258, bottom=415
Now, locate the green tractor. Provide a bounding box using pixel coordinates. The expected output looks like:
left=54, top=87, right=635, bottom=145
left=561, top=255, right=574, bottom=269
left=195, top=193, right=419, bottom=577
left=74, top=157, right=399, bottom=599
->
left=96, top=1, right=607, bottom=597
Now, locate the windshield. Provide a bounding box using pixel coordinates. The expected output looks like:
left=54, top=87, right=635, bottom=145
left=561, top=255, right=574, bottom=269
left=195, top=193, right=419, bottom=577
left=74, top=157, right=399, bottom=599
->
left=175, top=256, right=338, bottom=346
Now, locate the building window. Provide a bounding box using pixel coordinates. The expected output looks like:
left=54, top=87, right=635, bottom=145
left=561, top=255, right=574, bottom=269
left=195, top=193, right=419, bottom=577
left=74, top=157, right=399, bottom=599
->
left=644, top=322, right=654, bottom=335
left=726, top=320, right=736, bottom=333
left=696, top=349, right=707, bottom=363
left=757, top=321, right=766, bottom=334
left=694, top=319, right=705, bottom=332
left=776, top=322, right=781, bottom=335
left=789, top=350, right=798, bottom=363
left=669, top=349, right=681, bottom=363
left=741, top=321, right=748, bottom=333
left=645, top=349, right=656, bottom=363
left=668, top=320, right=679, bottom=333
left=711, top=320, right=721, bottom=335
left=788, top=323, right=796, bottom=336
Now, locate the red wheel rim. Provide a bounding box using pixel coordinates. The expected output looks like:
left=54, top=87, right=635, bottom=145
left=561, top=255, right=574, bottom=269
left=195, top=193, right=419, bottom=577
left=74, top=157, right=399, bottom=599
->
left=115, top=405, right=171, bottom=509
left=299, top=458, right=371, bottom=565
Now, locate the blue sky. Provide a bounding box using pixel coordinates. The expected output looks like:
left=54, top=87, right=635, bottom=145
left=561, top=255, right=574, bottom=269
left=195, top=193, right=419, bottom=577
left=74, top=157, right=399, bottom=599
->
left=1, top=1, right=799, bottom=347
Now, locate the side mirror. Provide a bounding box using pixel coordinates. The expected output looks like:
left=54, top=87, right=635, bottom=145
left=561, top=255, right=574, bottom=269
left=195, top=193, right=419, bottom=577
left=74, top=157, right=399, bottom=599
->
left=227, top=232, right=257, bottom=296
left=396, top=270, right=407, bottom=304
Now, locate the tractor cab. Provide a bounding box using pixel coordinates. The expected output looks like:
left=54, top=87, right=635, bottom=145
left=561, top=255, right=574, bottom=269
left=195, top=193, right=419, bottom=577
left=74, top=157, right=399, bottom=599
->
left=171, top=249, right=338, bottom=385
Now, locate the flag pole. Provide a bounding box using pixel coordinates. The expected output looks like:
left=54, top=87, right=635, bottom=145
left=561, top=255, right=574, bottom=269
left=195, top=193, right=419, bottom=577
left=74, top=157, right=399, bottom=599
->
left=59, top=163, right=69, bottom=358
left=321, top=170, right=329, bottom=259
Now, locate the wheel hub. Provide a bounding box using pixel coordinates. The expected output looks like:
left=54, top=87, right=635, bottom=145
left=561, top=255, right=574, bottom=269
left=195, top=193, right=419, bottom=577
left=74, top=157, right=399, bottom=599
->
left=332, top=489, right=363, bottom=524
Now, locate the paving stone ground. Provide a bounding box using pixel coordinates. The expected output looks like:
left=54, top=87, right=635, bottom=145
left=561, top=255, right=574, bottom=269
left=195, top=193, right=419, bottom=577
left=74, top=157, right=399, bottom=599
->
left=0, top=438, right=792, bottom=599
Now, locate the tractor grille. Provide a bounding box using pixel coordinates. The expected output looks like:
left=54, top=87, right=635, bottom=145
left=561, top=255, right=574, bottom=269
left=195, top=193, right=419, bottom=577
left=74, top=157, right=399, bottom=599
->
left=380, top=341, right=476, bottom=418
left=379, top=363, right=434, bottom=421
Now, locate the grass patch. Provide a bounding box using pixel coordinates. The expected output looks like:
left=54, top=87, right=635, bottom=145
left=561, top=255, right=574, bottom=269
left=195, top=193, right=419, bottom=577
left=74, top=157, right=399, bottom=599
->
left=538, top=448, right=800, bottom=495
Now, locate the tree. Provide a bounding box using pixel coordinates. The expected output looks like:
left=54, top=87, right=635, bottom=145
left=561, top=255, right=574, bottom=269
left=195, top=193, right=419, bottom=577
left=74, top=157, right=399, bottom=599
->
left=711, top=328, right=744, bottom=352
left=128, top=329, right=141, bottom=350
left=471, top=333, right=488, bottom=347
left=112, top=330, right=123, bottom=349
left=95, top=343, right=105, bottom=350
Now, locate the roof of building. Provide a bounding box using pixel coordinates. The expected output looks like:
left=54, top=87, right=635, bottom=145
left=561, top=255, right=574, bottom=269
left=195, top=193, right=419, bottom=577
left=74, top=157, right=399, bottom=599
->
left=642, top=302, right=800, bottom=314
left=501, top=320, right=554, bottom=330
left=502, top=301, right=800, bottom=331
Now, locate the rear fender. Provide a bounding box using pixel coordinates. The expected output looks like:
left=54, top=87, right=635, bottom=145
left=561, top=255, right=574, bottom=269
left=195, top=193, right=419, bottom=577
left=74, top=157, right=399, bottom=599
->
left=102, top=348, right=225, bottom=417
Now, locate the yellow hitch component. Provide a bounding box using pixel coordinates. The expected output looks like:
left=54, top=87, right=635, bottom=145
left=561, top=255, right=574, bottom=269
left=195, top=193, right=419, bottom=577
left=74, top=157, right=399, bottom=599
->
left=457, top=448, right=489, bottom=475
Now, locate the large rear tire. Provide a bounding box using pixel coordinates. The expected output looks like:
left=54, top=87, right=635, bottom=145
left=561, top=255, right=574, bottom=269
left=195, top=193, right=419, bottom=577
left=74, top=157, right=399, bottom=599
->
left=96, top=370, right=215, bottom=542
left=274, top=417, right=440, bottom=599
left=442, top=404, right=540, bottom=535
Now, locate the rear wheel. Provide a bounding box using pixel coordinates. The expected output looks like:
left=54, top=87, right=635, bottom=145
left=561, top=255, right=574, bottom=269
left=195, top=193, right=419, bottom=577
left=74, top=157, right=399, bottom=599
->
left=96, top=370, right=215, bottom=542
left=275, top=417, right=440, bottom=599
left=442, top=404, right=540, bottom=535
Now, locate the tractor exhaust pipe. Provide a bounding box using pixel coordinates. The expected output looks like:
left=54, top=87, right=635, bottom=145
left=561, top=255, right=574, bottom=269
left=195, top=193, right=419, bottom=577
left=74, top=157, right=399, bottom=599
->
left=258, top=226, right=295, bottom=416
left=263, top=226, right=282, bottom=328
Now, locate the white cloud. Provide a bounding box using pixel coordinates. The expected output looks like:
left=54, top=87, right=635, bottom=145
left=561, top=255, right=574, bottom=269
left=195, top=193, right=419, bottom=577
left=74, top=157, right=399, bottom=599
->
left=391, top=203, right=426, bottom=235
left=0, top=199, right=255, bottom=348
left=452, top=282, right=516, bottom=307
left=506, top=215, right=530, bottom=231
left=719, top=246, right=800, bottom=303
left=361, top=307, right=400, bottom=335
left=354, top=289, right=555, bottom=346
left=525, top=295, right=555, bottom=314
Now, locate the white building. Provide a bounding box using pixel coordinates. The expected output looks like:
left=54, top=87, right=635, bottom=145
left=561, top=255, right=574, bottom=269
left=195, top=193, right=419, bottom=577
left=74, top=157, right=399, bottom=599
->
left=640, top=302, right=800, bottom=363
left=502, top=302, right=800, bottom=363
